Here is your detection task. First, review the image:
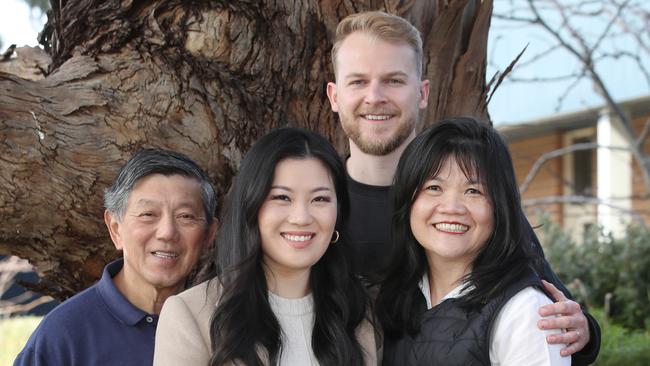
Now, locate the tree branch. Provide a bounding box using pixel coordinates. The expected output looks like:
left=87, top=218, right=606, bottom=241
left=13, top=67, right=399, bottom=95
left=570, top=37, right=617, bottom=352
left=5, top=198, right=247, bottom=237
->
left=519, top=142, right=629, bottom=195
left=487, top=44, right=527, bottom=105
left=523, top=194, right=645, bottom=225
left=0, top=295, right=54, bottom=317
left=523, top=0, right=650, bottom=192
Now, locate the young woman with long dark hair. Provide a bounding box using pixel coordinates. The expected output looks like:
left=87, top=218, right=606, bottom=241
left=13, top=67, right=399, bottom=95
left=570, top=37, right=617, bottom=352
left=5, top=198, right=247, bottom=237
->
left=153, top=127, right=376, bottom=366
left=377, top=117, right=570, bottom=365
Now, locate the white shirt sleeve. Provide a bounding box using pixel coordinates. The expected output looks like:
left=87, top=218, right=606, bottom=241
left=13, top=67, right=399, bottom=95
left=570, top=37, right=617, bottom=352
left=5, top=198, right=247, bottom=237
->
left=489, top=287, right=571, bottom=366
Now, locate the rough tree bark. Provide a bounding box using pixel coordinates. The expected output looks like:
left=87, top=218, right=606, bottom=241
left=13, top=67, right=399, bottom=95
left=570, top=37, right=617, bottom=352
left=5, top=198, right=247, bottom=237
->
left=0, top=0, right=493, bottom=299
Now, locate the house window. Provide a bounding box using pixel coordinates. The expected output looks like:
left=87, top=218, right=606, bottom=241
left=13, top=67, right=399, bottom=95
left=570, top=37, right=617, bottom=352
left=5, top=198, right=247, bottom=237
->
left=562, top=127, right=597, bottom=243
left=572, top=137, right=593, bottom=196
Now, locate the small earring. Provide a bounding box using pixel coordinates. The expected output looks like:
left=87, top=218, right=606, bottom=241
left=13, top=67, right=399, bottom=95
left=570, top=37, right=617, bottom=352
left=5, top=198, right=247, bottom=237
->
left=331, top=230, right=340, bottom=244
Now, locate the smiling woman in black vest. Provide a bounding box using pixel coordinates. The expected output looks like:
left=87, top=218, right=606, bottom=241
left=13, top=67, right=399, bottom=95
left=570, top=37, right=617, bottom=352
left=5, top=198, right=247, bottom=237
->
left=377, top=117, right=571, bottom=366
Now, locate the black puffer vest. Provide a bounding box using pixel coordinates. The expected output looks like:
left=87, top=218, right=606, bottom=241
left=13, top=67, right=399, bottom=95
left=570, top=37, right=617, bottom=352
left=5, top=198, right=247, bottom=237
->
left=383, top=270, right=544, bottom=366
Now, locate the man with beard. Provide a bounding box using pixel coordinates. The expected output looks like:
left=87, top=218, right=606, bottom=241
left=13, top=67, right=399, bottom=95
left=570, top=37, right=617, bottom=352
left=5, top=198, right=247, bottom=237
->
left=325, top=11, right=600, bottom=364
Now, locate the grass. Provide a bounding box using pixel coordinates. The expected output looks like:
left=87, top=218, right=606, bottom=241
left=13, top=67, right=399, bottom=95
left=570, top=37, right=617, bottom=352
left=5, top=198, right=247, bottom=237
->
left=0, top=316, right=42, bottom=366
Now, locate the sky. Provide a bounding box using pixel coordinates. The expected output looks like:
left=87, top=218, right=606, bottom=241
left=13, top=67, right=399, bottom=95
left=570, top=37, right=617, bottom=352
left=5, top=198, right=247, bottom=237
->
left=1, top=0, right=648, bottom=126
left=0, top=0, right=46, bottom=48
left=487, top=0, right=650, bottom=125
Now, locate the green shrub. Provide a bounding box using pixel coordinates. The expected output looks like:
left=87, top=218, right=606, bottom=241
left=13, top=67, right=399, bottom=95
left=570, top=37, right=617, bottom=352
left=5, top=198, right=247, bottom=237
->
left=540, top=218, right=650, bottom=330
left=591, top=309, right=650, bottom=366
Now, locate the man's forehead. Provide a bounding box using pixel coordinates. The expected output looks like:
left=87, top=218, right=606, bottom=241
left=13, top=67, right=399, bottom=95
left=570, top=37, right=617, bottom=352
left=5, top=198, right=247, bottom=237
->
left=336, top=32, right=418, bottom=75
left=128, top=173, right=203, bottom=204
left=132, top=172, right=199, bottom=186
left=338, top=31, right=415, bottom=56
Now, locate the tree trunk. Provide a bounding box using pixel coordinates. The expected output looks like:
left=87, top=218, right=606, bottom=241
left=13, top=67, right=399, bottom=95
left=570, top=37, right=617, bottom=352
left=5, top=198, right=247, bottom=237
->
left=0, top=0, right=492, bottom=299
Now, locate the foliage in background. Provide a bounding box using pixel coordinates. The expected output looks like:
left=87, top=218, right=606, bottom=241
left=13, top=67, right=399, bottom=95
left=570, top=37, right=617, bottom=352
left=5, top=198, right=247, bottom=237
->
left=541, top=216, right=650, bottom=330
left=591, top=308, right=650, bottom=366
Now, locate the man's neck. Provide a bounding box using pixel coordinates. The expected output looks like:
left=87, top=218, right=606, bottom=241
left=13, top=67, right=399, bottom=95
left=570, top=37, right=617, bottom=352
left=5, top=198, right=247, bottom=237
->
left=114, top=269, right=180, bottom=314
left=346, top=137, right=413, bottom=187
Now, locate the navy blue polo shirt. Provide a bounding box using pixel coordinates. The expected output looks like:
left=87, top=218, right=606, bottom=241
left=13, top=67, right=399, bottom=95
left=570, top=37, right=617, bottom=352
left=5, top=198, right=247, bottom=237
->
left=14, top=259, right=159, bottom=366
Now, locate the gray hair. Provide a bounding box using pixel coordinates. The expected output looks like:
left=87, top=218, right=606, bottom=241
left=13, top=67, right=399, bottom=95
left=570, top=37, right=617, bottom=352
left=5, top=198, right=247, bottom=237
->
left=104, top=148, right=217, bottom=227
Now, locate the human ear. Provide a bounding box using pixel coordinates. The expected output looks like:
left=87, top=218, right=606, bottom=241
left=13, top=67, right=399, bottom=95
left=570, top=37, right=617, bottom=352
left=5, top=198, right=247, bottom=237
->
left=326, top=82, right=339, bottom=112
left=104, top=210, right=123, bottom=251
left=419, top=79, right=430, bottom=109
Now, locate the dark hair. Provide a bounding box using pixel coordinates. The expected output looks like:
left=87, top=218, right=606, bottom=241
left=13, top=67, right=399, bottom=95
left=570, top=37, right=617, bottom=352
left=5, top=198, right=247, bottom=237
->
left=376, top=117, right=538, bottom=335
left=104, top=148, right=217, bottom=227
left=202, top=127, right=370, bottom=366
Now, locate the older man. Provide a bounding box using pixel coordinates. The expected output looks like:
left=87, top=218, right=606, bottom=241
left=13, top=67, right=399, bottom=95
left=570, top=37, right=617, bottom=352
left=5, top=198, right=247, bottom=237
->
left=326, top=11, right=600, bottom=364
left=14, top=149, right=218, bottom=366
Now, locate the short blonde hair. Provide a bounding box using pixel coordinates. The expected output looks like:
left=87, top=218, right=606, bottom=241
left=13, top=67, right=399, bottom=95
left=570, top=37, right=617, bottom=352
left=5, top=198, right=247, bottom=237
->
left=331, top=11, right=424, bottom=78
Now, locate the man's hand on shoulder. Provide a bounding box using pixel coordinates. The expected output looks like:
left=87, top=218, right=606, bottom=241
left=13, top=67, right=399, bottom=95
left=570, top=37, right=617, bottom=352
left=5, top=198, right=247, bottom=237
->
left=537, top=280, right=590, bottom=357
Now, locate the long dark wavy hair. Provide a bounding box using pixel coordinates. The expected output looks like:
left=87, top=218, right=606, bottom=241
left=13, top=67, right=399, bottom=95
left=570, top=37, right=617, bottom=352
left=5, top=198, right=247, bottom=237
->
left=376, top=117, right=541, bottom=335
left=200, top=127, right=370, bottom=366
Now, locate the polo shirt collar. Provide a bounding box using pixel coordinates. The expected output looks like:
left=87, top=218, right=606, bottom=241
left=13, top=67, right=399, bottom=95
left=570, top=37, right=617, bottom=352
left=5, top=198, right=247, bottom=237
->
left=97, top=258, right=153, bottom=326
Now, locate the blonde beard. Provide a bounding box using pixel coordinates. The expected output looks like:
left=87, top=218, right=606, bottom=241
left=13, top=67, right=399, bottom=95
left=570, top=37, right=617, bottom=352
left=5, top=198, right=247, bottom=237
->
left=341, top=116, right=417, bottom=156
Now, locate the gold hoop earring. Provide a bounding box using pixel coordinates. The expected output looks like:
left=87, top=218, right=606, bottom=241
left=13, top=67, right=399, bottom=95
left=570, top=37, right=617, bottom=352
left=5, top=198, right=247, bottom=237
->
left=331, top=230, right=340, bottom=244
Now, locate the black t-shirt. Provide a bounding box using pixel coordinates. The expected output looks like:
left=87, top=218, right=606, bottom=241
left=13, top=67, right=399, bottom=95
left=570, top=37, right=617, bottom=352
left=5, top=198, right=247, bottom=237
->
left=340, top=173, right=392, bottom=281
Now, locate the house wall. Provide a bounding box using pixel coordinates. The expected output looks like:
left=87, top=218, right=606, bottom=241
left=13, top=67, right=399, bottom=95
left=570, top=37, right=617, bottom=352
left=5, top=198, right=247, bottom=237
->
left=507, top=131, right=564, bottom=227
left=506, top=109, right=650, bottom=234
left=631, top=114, right=650, bottom=226
left=503, top=97, right=650, bottom=239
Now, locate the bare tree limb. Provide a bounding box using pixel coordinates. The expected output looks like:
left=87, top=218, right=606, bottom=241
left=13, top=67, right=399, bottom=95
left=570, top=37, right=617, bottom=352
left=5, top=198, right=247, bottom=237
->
left=585, top=0, right=629, bottom=55
left=595, top=50, right=650, bottom=88
left=636, top=117, right=650, bottom=152
left=0, top=296, right=54, bottom=317
left=509, top=0, right=650, bottom=193
left=487, top=44, right=528, bottom=105
left=0, top=256, right=55, bottom=317
left=519, top=142, right=630, bottom=194
left=523, top=194, right=645, bottom=225
left=0, top=256, right=34, bottom=295
left=609, top=1, right=650, bottom=54
left=507, top=73, right=581, bottom=83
